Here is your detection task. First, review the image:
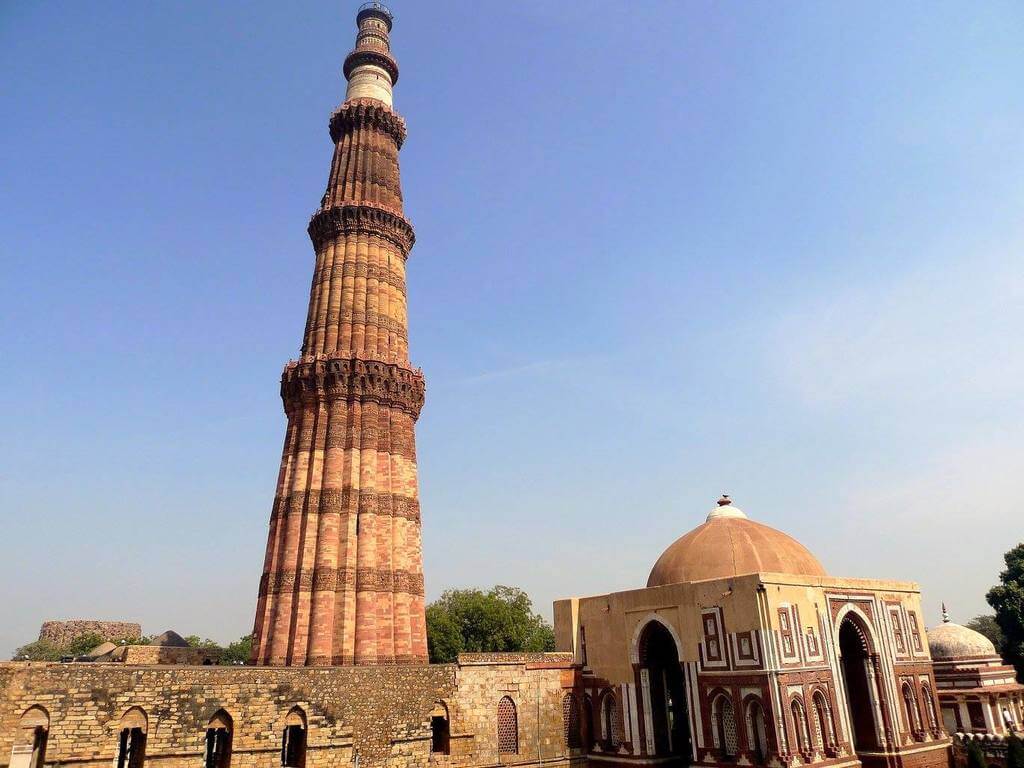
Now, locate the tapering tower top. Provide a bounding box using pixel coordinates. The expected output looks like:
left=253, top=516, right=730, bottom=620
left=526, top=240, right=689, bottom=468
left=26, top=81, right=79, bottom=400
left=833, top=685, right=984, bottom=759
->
left=344, top=2, right=399, bottom=107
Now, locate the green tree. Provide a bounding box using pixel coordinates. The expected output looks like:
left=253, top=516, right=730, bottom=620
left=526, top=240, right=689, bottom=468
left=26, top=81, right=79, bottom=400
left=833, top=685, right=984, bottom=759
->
left=12, top=632, right=108, bottom=661
left=11, top=639, right=61, bottom=661
left=965, top=615, right=1005, bottom=653
left=425, top=585, right=555, bottom=664
left=986, top=543, right=1024, bottom=681
left=184, top=635, right=224, bottom=650
left=965, top=738, right=986, bottom=768
left=220, top=635, right=253, bottom=666
left=1006, top=735, right=1024, bottom=768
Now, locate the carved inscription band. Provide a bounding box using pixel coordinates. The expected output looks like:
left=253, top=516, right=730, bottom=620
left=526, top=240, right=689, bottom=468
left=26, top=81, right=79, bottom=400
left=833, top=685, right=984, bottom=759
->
left=270, top=489, right=420, bottom=522
left=259, top=567, right=425, bottom=596
left=317, top=261, right=407, bottom=293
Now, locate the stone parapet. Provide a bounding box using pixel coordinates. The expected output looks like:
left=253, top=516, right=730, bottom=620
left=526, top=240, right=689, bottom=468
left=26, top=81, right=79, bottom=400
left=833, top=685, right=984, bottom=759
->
left=308, top=203, right=414, bottom=255
left=329, top=99, right=407, bottom=148
left=279, top=355, right=425, bottom=418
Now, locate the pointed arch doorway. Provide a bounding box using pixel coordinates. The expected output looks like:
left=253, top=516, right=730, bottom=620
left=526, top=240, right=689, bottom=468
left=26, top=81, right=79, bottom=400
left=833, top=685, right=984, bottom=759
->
left=838, top=615, right=884, bottom=755
left=638, top=620, right=691, bottom=764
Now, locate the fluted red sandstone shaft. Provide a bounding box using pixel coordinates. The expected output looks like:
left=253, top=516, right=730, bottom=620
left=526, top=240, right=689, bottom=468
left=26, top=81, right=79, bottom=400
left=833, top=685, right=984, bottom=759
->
left=251, top=3, right=427, bottom=666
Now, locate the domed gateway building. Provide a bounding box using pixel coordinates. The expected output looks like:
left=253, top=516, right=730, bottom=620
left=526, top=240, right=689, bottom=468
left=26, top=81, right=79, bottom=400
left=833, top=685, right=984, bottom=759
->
left=554, top=497, right=950, bottom=768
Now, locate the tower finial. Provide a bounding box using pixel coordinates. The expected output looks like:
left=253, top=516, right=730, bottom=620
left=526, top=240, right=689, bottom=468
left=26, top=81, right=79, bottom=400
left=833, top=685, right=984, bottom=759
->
left=941, top=602, right=950, bottom=623
left=344, top=2, right=399, bottom=106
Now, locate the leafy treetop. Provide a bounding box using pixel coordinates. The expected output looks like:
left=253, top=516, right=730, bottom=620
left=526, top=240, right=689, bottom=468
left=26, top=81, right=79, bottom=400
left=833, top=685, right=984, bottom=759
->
left=12, top=632, right=253, bottom=666
left=986, top=543, right=1024, bottom=681
left=425, top=585, right=555, bottom=664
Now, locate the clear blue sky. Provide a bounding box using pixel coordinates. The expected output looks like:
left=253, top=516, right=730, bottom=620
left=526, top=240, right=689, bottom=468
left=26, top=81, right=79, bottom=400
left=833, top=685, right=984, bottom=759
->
left=2, top=1, right=1022, bottom=656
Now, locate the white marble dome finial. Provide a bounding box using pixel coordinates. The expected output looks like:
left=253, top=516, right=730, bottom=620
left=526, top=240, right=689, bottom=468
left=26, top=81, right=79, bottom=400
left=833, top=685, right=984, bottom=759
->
left=942, top=602, right=950, bottom=623
left=706, top=494, right=748, bottom=521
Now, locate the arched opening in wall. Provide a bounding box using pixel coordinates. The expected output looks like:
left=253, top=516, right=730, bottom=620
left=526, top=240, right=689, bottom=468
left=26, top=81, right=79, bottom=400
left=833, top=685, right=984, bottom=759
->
left=638, top=619, right=691, bottom=762
left=8, top=707, right=49, bottom=768
left=745, top=699, right=768, bottom=765
left=281, top=708, right=307, bottom=768
left=790, top=698, right=809, bottom=757
left=600, top=691, right=622, bottom=751
left=497, top=696, right=518, bottom=755
left=712, top=694, right=738, bottom=760
left=205, top=711, right=233, bottom=768
left=812, top=691, right=835, bottom=756
left=921, top=685, right=938, bottom=735
left=117, top=708, right=148, bottom=768
left=583, top=695, right=595, bottom=751
left=838, top=616, right=882, bottom=752
left=430, top=702, right=450, bottom=756
left=902, top=683, right=923, bottom=741
left=562, top=693, right=582, bottom=750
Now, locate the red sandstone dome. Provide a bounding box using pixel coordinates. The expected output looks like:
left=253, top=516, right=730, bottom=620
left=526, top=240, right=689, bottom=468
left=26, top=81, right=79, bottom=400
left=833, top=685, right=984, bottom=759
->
left=647, top=496, right=828, bottom=587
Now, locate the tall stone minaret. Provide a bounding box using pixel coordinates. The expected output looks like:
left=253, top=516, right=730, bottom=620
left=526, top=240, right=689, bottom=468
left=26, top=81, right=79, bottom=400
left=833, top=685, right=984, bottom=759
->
left=251, top=2, right=427, bottom=666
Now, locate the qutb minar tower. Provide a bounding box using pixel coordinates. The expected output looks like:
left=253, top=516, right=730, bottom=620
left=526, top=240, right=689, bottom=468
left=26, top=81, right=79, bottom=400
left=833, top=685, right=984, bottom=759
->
left=251, top=2, right=428, bottom=666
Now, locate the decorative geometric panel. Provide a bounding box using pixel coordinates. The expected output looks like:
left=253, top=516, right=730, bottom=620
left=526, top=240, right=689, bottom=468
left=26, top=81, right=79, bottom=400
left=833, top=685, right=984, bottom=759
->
left=497, top=696, right=518, bottom=754
left=563, top=693, right=581, bottom=749
left=722, top=698, right=738, bottom=756
left=602, top=694, right=623, bottom=748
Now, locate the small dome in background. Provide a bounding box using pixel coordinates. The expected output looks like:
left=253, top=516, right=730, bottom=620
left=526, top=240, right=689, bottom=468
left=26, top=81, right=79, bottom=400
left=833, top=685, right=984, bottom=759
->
left=927, top=608, right=999, bottom=661
left=647, top=496, right=828, bottom=587
left=150, top=630, right=190, bottom=648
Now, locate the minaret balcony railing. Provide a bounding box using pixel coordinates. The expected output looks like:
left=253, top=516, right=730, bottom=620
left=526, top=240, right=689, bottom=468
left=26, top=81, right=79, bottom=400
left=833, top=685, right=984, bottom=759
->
left=343, top=47, right=399, bottom=82
left=357, top=2, right=393, bottom=22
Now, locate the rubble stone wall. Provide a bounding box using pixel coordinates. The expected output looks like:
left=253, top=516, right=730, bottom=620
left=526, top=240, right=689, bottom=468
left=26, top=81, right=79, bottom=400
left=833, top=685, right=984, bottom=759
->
left=37, top=621, right=141, bottom=648
left=0, top=655, right=584, bottom=768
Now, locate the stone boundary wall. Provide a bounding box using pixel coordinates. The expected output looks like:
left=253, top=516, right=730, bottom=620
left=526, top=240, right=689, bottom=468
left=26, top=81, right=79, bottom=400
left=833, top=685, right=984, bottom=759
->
left=120, top=646, right=219, bottom=666
left=37, top=621, right=141, bottom=648
left=457, top=652, right=574, bottom=665
left=0, top=655, right=586, bottom=768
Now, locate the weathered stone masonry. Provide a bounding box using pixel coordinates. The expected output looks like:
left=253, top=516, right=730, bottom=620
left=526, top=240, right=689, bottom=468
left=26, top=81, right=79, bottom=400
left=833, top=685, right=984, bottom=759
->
left=250, top=2, right=427, bottom=668
left=36, top=623, right=141, bottom=649
left=0, top=655, right=585, bottom=768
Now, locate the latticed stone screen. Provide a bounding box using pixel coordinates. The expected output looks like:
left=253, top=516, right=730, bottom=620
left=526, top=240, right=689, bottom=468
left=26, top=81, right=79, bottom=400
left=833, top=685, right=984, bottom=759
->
left=715, top=697, right=738, bottom=756
left=497, top=696, right=518, bottom=754
left=562, top=693, right=581, bottom=749
left=602, top=693, right=623, bottom=748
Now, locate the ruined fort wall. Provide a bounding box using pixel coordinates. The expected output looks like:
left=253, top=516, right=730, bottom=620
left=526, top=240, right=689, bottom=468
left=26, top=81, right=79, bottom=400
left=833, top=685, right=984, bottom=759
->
left=37, top=621, right=141, bottom=648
